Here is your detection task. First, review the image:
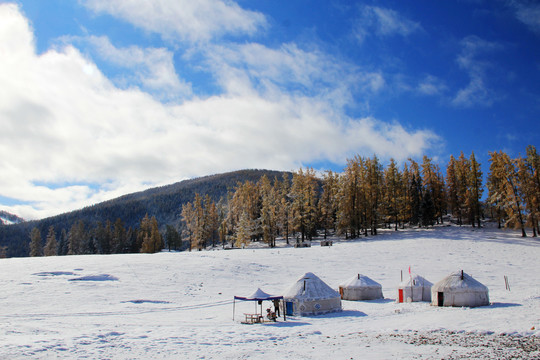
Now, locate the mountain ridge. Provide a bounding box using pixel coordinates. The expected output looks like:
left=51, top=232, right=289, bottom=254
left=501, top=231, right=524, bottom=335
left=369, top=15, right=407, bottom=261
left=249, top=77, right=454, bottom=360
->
left=0, top=210, right=24, bottom=226
left=0, top=169, right=290, bottom=257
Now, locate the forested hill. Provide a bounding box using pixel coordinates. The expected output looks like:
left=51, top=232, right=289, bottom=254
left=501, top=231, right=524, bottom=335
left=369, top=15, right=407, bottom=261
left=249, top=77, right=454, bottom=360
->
left=0, top=169, right=289, bottom=258
left=0, top=211, right=24, bottom=226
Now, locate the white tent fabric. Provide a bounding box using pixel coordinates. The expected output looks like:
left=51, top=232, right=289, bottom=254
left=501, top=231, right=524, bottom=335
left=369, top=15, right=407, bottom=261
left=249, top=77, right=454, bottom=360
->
left=283, top=272, right=342, bottom=316
left=431, top=271, right=489, bottom=308
left=398, top=274, right=432, bottom=302
left=339, top=274, right=383, bottom=300
left=234, top=288, right=282, bottom=301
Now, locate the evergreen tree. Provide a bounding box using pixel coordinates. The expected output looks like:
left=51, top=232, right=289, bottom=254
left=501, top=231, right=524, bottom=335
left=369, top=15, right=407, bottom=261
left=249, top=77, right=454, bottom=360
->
left=399, top=163, right=412, bottom=228
left=467, top=152, right=483, bottom=227
left=420, top=190, right=435, bottom=227
left=446, top=155, right=460, bottom=221
left=228, top=181, right=261, bottom=244
left=409, top=159, right=423, bottom=227
left=29, top=227, right=42, bottom=257
left=291, top=168, right=318, bottom=242
left=517, top=146, right=540, bottom=236
left=204, top=194, right=220, bottom=248
left=58, top=228, right=69, bottom=255
left=68, top=220, right=87, bottom=255
left=383, top=159, right=402, bottom=230
left=275, top=173, right=291, bottom=244
left=193, top=193, right=205, bottom=250
left=319, top=170, right=338, bottom=237
left=235, top=211, right=251, bottom=248
left=524, top=145, right=540, bottom=234
left=139, top=214, right=163, bottom=253
left=259, top=175, right=278, bottom=247
left=112, top=218, right=127, bottom=253
left=487, top=151, right=527, bottom=237
left=181, top=202, right=195, bottom=251
left=455, top=152, right=470, bottom=225
left=421, top=156, right=445, bottom=225
left=366, top=156, right=383, bottom=235
left=44, top=226, right=58, bottom=256
left=337, top=157, right=361, bottom=238
left=410, top=174, right=422, bottom=226
left=165, top=225, right=182, bottom=251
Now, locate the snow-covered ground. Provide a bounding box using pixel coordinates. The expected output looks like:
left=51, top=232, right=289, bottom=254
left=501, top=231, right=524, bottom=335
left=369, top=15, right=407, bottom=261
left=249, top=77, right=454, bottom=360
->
left=0, top=225, right=538, bottom=359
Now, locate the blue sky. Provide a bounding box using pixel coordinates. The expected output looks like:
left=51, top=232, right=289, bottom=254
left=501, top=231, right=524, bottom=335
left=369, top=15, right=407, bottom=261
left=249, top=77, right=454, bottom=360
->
left=0, top=0, right=539, bottom=219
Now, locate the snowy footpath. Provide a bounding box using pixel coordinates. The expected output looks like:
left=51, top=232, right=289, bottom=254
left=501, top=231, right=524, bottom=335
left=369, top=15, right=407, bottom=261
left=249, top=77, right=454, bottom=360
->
left=0, top=226, right=539, bottom=359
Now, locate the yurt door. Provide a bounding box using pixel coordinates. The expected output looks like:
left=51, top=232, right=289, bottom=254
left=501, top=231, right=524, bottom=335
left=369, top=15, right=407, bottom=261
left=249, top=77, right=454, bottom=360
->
left=398, top=289, right=404, bottom=303
left=285, top=301, right=294, bottom=316
left=437, top=292, right=444, bottom=306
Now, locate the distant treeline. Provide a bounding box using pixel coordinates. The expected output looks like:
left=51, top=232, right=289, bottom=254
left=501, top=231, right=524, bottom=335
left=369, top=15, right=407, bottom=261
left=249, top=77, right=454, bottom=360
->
left=1, top=146, right=538, bottom=258
left=180, top=145, right=539, bottom=251
left=0, top=170, right=287, bottom=257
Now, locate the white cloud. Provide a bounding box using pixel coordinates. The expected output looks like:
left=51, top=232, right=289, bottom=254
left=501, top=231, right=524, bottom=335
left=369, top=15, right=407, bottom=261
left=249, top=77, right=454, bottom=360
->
left=0, top=4, right=439, bottom=220
left=452, top=36, right=502, bottom=107
left=81, top=0, right=267, bottom=42
left=510, top=0, right=540, bottom=34
left=354, top=5, right=422, bottom=43
left=417, top=75, right=447, bottom=96
left=203, top=42, right=385, bottom=104
left=84, top=35, right=192, bottom=100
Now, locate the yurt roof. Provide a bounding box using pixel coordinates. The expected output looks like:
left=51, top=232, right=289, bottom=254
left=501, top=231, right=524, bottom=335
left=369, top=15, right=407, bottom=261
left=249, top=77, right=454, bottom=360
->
left=399, top=274, right=433, bottom=288
left=339, top=274, right=382, bottom=289
left=283, top=272, right=340, bottom=300
left=432, top=271, right=488, bottom=292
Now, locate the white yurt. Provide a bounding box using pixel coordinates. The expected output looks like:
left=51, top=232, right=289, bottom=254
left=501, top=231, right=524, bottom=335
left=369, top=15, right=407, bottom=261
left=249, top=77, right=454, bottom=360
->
left=283, top=272, right=342, bottom=316
left=339, top=274, right=383, bottom=301
left=431, top=270, right=489, bottom=308
left=397, top=274, right=432, bottom=303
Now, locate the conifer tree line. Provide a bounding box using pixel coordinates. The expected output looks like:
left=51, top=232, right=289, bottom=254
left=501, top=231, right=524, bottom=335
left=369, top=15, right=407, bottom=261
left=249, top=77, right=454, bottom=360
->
left=28, top=145, right=539, bottom=256
left=28, top=214, right=172, bottom=257
left=181, top=145, right=539, bottom=249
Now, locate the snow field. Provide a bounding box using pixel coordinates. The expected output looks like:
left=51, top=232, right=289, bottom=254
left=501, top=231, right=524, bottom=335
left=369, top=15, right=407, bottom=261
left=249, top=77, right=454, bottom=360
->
left=0, top=226, right=538, bottom=359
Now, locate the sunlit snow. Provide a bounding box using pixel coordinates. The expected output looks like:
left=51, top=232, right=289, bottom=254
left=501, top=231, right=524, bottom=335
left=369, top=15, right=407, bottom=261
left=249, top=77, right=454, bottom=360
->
left=0, top=225, right=538, bottom=358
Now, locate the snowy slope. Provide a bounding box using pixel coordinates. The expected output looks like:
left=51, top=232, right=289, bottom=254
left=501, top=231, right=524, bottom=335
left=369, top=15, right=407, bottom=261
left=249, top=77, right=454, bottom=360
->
left=0, top=226, right=538, bottom=359
left=0, top=210, right=24, bottom=225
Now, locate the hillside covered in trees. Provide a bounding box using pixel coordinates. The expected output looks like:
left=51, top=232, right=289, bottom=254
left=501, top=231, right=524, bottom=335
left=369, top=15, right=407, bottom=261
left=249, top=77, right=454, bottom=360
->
left=181, top=146, right=539, bottom=251
left=0, top=169, right=288, bottom=257
left=1, top=146, right=538, bottom=258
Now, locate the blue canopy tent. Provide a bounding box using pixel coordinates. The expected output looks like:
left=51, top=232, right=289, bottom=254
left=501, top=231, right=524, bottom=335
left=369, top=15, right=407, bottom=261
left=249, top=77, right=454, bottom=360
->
left=233, top=288, right=285, bottom=322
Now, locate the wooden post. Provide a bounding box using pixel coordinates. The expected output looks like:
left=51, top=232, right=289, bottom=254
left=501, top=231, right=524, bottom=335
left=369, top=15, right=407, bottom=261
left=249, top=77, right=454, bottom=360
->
left=504, top=275, right=510, bottom=291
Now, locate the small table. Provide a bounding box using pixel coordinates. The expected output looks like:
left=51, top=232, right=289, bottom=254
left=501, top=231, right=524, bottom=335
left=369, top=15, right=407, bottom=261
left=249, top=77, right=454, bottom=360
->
left=244, top=313, right=263, bottom=324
